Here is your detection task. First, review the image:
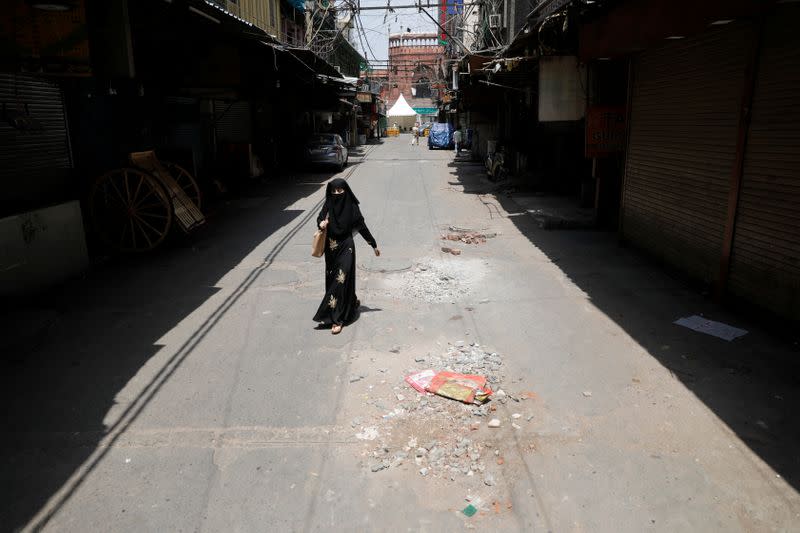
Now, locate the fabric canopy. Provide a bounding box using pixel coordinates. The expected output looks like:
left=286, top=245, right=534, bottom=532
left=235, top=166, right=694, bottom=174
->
left=386, top=94, right=417, bottom=117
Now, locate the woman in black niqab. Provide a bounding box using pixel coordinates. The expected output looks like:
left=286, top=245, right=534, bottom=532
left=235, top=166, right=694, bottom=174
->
left=313, top=178, right=380, bottom=334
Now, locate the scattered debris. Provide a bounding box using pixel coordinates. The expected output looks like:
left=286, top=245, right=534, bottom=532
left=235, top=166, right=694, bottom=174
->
left=371, top=461, right=389, bottom=472
left=511, top=413, right=522, bottom=419
left=382, top=259, right=485, bottom=303
left=488, top=419, right=501, bottom=428
left=349, top=374, right=366, bottom=383
left=442, top=232, right=493, bottom=245
left=355, top=427, right=379, bottom=441
left=462, top=504, right=478, bottom=517
left=405, top=369, right=437, bottom=393
left=582, top=391, right=593, bottom=398
left=512, top=423, right=521, bottom=430
left=674, top=315, right=748, bottom=341
left=441, top=246, right=462, bottom=256
left=357, top=339, right=531, bottom=496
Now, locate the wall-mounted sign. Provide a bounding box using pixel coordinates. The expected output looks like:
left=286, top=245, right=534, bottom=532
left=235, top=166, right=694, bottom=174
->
left=585, top=106, right=627, bottom=157
left=1, top=0, right=91, bottom=75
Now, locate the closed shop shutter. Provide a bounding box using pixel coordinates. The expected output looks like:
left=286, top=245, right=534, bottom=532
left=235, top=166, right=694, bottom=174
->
left=214, top=100, right=252, bottom=143
left=729, top=7, right=800, bottom=319
left=622, top=23, right=754, bottom=283
left=0, top=74, right=71, bottom=179
left=164, top=96, right=204, bottom=174
left=0, top=74, right=72, bottom=216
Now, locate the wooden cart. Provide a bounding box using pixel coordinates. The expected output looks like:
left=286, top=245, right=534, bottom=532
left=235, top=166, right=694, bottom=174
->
left=89, top=151, right=205, bottom=252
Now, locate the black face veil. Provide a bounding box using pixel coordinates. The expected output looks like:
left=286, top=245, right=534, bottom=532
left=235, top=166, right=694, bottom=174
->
left=326, top=178, right=364, bottom=235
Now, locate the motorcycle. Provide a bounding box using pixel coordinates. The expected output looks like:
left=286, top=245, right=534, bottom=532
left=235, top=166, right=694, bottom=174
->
left=485, top=145, right=508, bottom=182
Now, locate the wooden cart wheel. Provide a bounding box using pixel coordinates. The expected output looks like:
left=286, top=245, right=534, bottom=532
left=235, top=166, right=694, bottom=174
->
left=163, top=162, right=202, bottom=210
left=89, top=168, right=173, bottom=253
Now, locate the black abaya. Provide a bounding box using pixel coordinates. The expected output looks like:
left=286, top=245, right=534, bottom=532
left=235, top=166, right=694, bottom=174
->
left=313, top=179, right=377, bottom=325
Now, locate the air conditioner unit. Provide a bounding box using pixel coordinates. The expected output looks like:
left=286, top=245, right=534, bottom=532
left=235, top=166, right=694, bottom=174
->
left=489, top=14, right=502, bottom=29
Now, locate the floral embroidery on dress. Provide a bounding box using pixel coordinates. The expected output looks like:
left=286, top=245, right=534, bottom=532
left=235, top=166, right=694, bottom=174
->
left=328, top=238, right=338, bottom=251
left=336, top=269, right=346, bottom=284
left=328, top=294, right=337, bottom=309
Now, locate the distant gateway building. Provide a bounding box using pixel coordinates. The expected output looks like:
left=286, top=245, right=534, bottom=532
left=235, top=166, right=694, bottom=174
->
left=380, top=33, right=445, bottom=119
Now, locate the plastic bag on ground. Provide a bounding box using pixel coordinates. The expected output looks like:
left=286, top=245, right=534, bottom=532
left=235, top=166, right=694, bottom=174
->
left=425, top=371, right=493, bottom=404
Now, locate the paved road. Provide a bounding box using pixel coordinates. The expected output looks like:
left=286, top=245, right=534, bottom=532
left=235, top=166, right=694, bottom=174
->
left=3, top=137, right=799, bottom=532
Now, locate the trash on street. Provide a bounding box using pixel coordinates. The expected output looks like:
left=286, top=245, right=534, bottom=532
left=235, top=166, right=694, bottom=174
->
left=462, top=504, right=478, bottom=517
left=674, top=315, right=748, bottom=341
left=405, top=369, right=437, bottom=393
left=426, top=371, right=493, bottom=404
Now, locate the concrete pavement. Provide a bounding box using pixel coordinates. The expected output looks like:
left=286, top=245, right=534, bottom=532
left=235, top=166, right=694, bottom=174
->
left=2, top=137, right=799, bottom=532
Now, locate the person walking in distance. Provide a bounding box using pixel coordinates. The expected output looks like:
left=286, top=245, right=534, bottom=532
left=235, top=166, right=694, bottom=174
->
left=453, top=125, right=463, bottom=154
left=313, top=178, right=380, bottom=335
left=411, top=123, right=420, bottom=146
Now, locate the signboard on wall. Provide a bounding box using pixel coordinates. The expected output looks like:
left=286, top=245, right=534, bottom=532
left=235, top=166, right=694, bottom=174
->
left=1, top=0, right=91, bottom=75
left=538, top=56, right=587, bottom=122
left=585, top=106, right=627, bottom=157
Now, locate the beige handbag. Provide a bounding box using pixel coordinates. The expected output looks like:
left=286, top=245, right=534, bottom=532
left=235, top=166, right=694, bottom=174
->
left=311, top=218, right=327, bottom=257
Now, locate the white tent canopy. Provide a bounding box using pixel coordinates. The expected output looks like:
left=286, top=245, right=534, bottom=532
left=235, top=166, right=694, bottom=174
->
left=387, top=94, right=417, bottom=117
left=387, top=94, right=419, bottom=131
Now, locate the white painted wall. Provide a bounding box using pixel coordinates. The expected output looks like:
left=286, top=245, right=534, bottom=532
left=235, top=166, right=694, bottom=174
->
left=0, top=201, right=89, bottom=295
left=538, top=56, right=587, bottom=122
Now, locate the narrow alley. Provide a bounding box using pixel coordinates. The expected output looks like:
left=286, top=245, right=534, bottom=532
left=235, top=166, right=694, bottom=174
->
left=3, top=138, right=798, bottom=532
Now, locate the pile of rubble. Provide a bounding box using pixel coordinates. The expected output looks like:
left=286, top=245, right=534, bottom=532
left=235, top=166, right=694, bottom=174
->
left=393, top=263, right=469, bottom=303
left=441, top=232, right=496, bottom=245
left=355, top=341, right=530, bottom=486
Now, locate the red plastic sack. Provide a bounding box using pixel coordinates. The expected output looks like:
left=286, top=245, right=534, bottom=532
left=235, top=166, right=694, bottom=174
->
left=425, top=371, right=493, bottom=404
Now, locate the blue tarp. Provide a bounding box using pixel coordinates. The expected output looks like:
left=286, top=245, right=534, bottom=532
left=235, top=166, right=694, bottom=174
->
left=428, top=123, right=453, bottom=149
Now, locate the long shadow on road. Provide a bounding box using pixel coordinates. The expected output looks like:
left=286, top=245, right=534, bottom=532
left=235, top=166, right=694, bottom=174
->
left=0, top=163, right=354, bottom=531
left=447, top=158, right=800, bottom=492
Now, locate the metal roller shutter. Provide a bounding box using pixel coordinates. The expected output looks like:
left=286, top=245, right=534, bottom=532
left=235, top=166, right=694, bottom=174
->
left=622, top=23, right=754, bottom=283
left=729, top=8, right=800, bottom=319
left=214, top=100, right=252, bottom=143
left=0, top=73, right=71, bottom=181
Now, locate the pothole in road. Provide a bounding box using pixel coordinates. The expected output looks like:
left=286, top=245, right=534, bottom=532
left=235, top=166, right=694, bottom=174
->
left=358, top=261, right=413, bottom=274
left=376, top=258, right=487, bottom=303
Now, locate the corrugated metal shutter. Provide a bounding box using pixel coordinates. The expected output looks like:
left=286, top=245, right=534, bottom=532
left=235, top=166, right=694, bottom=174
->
left=164, top=96, right=199, bottom=149
left=729, top=8, right=800, bottom=319
left=214, top=100, right=252, bottom=143
left=0, top=73, right=71, bottom=181
left=164, top=96, right=203, bottom=174
left=622, top=23, right=754, bottom=283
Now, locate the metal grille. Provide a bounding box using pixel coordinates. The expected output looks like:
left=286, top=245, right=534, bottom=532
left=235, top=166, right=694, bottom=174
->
left=0, top=74, right=71, bottom=179
left=729, top=8, right=800, bottom=319
left=622, top=23, right=753, bottom=283
left=214, top=100, right=252, bottom=143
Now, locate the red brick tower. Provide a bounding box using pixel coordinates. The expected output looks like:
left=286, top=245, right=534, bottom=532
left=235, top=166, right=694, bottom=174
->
left=384, top=33, right=445, bottom=112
